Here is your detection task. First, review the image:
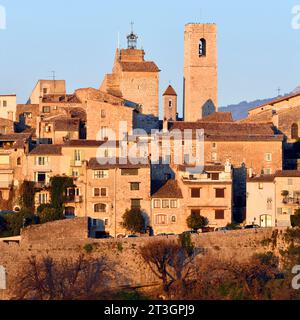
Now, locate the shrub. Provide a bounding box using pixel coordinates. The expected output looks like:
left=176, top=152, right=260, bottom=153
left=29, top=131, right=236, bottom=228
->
left=187, top=212, right=208, bottom=231
left=38, top=207, right=64, bottom=224
left=121, top=209, right=146, bottom=234
left=178, top=232, right=195, bottom=256
left=83, top=244, right=94, bottom=254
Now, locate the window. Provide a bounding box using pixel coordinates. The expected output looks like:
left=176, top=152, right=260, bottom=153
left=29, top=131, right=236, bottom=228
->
left=101, top=110, right=106, bottom=118
left=212, top=142, right=217, bottom=150
left=171, top=215, right=177, bottom=223
left=94, top=188, right=107, bottom=197
left=3, top=100, right=7, bottom=107
left=38, top=193, right=48, bottom=205
left=94, top=170, right=108, bottom=179
left=264, top=168, right=272, bottom=175
left=104, top=219, right=109, bottom=226
left=130, top=182, right=140, bottom=191
left=259, top=183, right=264, bottom=190
left=211, top=173, right=220, bottom=181
left=153, top=200, right=161, bottom=208
left=211, top=152, right=218, bottom=162
left=267, top=198, right=273, bottom=211
left=131, top=199, right=141, bottom=209
left=17, top=157, right=21, bottom=166
left=277, top=208, right=283, bottom=215
left=169, top=100, right=172, bottom=108
left=42, top=106, right=50, bottom=113
left=121, top=168, right=138, bottom=176
left=72, top=169, right=80, bottom=178
left=43, top=88, right=48, bottom=95
left=100, top=126, right=108, bottom=140
left=199, top=38, right=206, bottom=56
left=265, top=153, right=272, bottom=162
left=155, top=214, right=167, bottom=225
left=162, top=200, right=170, bottom=209
left=74, top=150, right=81, bottom=162
left=94, top=203, right=107, bottom=213
left=215, top=188, right=225, bottom=198
left=191, top=188, right=201, bottom=198
left=291, top=123, right=299, bottom=139
left=215, top=210, right=225, bottom=220
left=170, top=200, right=177, bottom=208
left=35, top=156, right=48, bottom=166
left=45, top=125, right=52, bottom=133
left=191, top=209, right=201, bottom=216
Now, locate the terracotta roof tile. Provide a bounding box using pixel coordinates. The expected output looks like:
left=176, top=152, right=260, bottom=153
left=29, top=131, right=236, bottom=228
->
left=53, top=118, right=80, bottom=132
left=119, top=61, right=160, bottom=73
left=200, top=112, right=233, bottom=123
left=88, top=157, right=150, bottom=170
left=152, top=180, right=183, bottom=199
left=275, top=170, right=300, bottom=178
left=163, top=85, right=177, bottom=96
left=29, top=145, right=62, bottom=156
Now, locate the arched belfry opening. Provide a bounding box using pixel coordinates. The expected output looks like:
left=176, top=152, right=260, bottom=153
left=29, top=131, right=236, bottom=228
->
left=291, top=123, right=299, bottom=139
left=199, top=38, right=206, bottom=57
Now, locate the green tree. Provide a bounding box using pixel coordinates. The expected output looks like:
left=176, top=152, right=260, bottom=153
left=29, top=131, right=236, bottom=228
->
left=291, top=209, right=300, bottom=228
left=4, top=209, right=36, bottom=237
left=50, top=176, right=74, bottom=209
left=19, top=181, right=36, bottom=212
left=187, top=212, right=208, bottom=231
left=38, top=207, right=64, bottom=224
left=121, top=209, right=145, bottom=234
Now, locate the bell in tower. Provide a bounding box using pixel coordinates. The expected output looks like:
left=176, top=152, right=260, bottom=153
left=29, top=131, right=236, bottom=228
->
left=127, top=22, right=138, bottom=49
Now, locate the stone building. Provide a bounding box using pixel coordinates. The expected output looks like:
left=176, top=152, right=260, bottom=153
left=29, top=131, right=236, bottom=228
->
left=0, top=94, right=16, bottom=121
left=28, top=80, right=66, bottom=104
left=163, top=85, right=177, bottom=122
left=247, top=170, right=300, bottom=227
left=100, top=28, right=160, bottom=117
left=184, top=24, right=218, bottom=121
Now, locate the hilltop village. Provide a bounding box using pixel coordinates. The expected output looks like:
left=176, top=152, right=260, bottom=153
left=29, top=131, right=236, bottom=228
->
left=1, top=23, right=300, bottom=238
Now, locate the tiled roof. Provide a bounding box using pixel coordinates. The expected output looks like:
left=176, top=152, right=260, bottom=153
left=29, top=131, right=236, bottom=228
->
left=170, top=122, right=284, bottom=141
left=249, top=92, right=300, bottom=112
left=275, top=170, right=300, bottom=178
left=152, top=180, right=183, bottom=199
left=178, top=164, right=225, bottom=173
left=62, top=140, right=118, bottom=147
left=88, top=157, right=150, bottom=169
left=119, top=61, right=160, bottom=73
left=200, top=112, right=233, bottom=123
left=163, top=85, right=177, bottom=96
left=29, top=145, right=62, bottom=156
left=248, top=175, right=275, bottom=183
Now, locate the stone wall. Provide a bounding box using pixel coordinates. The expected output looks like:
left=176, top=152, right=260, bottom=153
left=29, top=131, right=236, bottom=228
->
left=0, top=218, right=287, bottom=300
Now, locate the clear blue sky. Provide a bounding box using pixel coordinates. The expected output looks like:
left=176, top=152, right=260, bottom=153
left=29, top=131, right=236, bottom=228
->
left=0, top=0, right=299, bottom=116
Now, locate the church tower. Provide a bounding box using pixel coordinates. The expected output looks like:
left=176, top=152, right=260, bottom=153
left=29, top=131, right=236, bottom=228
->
left=183, top=23, right=218, bottom=122
left=163, top=85, right=177, bottom=122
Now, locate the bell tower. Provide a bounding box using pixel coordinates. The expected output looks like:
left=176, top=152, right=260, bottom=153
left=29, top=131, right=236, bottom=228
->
left=183, top=23, right=218, bottom=122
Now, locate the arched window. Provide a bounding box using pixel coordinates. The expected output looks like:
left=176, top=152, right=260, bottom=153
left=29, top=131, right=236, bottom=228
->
left=199, top=38, right=206, bottom=57
left=17, top=157, right=21, bottom=166
left=94, top=203, right=107, bottom=213
left=291, top=123, right=299, bottom=139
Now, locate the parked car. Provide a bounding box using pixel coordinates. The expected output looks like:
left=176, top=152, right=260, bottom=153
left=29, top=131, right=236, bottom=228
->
left=125, top=234, right=139, bottom=238
left=244, top=224, right=261, bottom=229
left=201, top=227, right=215, bottom=233
left=215, top=227, right=229, bottom=232
left=182, top=230, right=200, bottom=236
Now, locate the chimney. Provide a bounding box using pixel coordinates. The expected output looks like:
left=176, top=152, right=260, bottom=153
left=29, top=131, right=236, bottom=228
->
left=248, top=168, right=253, bottom=178
left=272, top=111, right=279, bottom=128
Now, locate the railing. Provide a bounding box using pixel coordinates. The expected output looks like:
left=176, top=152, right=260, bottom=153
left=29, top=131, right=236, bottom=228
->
left=282, top=197, right=300, bottom=205
left=65, top=195, right=83, bottom=203
left=34, top=182, right=50, bottom=189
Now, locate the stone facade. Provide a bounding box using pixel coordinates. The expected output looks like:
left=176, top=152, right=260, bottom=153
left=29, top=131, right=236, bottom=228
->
left=100, top=48, right=160, bottom=117
left=184, top=24, right=218, bottom=121
left=0, top=95, right=16, bottom=122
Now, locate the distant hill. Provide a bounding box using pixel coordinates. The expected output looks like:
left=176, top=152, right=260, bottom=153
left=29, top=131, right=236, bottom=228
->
left=220, top=87, right=300, bottom=120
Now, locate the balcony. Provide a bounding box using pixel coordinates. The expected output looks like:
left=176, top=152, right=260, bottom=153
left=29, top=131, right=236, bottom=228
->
left=70, top=160, right=83, bottom=167
left=34, top=182, right=50, bottom=190
left=282, top=197, right=300, bottom=205
left=65, top=195, right=83, bottom=203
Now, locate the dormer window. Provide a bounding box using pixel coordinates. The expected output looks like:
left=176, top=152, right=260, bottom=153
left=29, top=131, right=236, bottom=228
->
left=199, top=38, right=206, bottom=57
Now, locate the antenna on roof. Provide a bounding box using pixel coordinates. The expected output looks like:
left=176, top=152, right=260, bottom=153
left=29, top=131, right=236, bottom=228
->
left=277, top=87, right=281, bottom=97
left=52, top=71, right=56, bottom=92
